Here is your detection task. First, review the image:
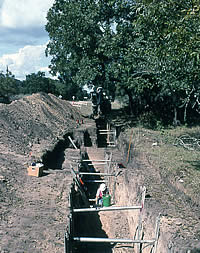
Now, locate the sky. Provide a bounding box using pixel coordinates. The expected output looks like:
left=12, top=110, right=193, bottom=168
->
left=0, top=0, right=55, bottom=80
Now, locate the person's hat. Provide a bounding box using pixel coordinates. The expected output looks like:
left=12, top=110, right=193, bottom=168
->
left=100, top=183, right=106, bottom=191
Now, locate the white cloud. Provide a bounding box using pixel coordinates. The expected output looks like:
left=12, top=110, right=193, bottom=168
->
left=0, top=0, right=55, bottom=80
left=0, top=43, right=52, bottom=80
left=0, top=0, right=54, bottom=28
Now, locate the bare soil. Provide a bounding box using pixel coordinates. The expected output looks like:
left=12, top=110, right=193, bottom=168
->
left=0, top=93, right=82, bottom=253
left=0, top=94, right=200, bottom=253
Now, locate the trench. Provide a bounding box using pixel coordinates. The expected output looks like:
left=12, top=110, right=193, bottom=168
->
left=40, top=118, right=161, bottom=253
left=69, top=120, right=117, bottom=252
left=41, top=118, right=120, bottom=252
left=70, top=157, right=113, bottom=253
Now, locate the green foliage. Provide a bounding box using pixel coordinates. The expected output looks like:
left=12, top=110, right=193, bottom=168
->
left=55, top=80, right=85, bottom=100
left=45, top=0, right=200, bottom=124
left=134, top=0, right=200, bottom=121
left=0, top=67, right=86, bottom=102
left=0, top=68, right=19, bottom=102
left=23, top=71, right=52, bottom=94
left=46, top=0, right=125, bottom=94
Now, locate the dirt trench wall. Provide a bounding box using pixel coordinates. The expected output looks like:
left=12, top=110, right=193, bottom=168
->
left=112, top=134, right=171, bottom=252
left=113, top=169, right=167, bottom=253
left=114, top=133, right=200, bottom=253
left=64, top=123, right=168, bottom=252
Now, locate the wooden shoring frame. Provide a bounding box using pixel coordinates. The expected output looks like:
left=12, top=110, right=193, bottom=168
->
left=87, top=162, right=106, bottom=165
left=126, top=129, right=134, bottom=163
left=152, top=214, right=161, bottom=253
left=98, top=123, right=117, bottom=147
left=64, top=231, right=68, bottom=253
left=68, top=136, right=78, bottom=150
left=82, top=159, right=111, bottom=162
left=84, top=180, right=107, bottom=183
left=111, top=162, right=121, bottom=205
left=68, top=142, right=161, bottom=252
left=136, top=186, right=146, bottom=253
left=75, top=172, right=114, bottom=176
left=70, top=194, right=160, bottom=251
left=99, top=131, right=116, bottom=133
left=104, top=153, right=108, bottom=190
left=99, top=132, right=116, bottom=134
left=73, top=237, right=155, bottom=244
left=112, top=173, right=117, bottom=204
left=107, top=122, right=111, bottom=147
left=68, top=167, right=160, bottom=253
left=65, top=185, right=75, bottom=253
left=104, top=152, right=113, bottom=191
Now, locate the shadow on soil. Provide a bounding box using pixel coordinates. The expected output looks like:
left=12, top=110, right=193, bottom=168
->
left=187, top=160, right=200, bottom=171
left=42, top=133, right=75, bottom=170
left=72, top=145, right=113, bottom=252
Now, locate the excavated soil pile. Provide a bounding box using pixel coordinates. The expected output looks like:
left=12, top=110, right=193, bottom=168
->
left=0, top=93, right=82, bottom=253
left=0, top=92, right=81, bottom=156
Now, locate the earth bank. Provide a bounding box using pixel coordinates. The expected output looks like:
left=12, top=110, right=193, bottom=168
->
left=0, top=93, right=200, bottom=253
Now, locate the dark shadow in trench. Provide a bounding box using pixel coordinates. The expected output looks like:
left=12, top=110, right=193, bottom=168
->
left=41, top=119, right=113, bottom=251
left=73, top=212, right=113, bottom=253
left=84, top=130, right=93, bottom=147
left=96, top=118, right=119, bottom=148
left=42, top=128, right=95, bottom=170
left=96, top=118, right=108, bottom=148
left=72, top=151, right=113, bottom=252
left=42, top=133, right=76, bottom=170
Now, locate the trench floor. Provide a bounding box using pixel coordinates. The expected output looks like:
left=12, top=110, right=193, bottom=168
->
left=75, top=146, right=134, bottom=253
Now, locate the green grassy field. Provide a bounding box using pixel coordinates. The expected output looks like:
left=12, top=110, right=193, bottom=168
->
left=125, top=125, right=200, bottom=199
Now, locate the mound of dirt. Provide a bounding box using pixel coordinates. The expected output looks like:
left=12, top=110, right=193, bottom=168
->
left=0, top=93, right=84, bottom=253
left=0, top=93, right=81, bottom=157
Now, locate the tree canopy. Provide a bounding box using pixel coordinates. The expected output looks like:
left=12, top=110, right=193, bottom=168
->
left=0, top=67, right=19, bottom=103
left=0, top=69, right=86, bottom=103
left=45, top=0, right=200, bottom=124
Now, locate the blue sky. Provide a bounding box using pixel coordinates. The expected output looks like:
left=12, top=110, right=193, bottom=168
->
left=0, top=0, right=55, bottom=80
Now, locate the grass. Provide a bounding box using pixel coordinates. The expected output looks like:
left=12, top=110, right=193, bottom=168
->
left=125, top=125, right=200, bottom=199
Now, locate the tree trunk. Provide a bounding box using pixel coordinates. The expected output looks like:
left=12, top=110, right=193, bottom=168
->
left=173, top=107, right=180, bottom=126
left=125, top=88, right=134, bottom=115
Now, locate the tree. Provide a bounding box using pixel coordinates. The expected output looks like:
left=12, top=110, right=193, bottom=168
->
left=106, top=1, right=157, bottom=114
left=45, top=0, right=157, bottom=113
left=134, top=0, right=200, bottom=122
left=46, top=0, right=200, bottom=123
left=45, top=0, right=126, bottom=95
left=55, top=77, right=84, bottom=100
left=0, top=67, right=18, bottom=103
left=23, top=71, right=55, bottom=94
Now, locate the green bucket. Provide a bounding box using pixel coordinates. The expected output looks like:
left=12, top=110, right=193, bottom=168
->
left=103, top=194, right=111, bottom=207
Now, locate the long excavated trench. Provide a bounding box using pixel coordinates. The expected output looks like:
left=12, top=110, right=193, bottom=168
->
left=40, top=118, right=162, bottom=253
